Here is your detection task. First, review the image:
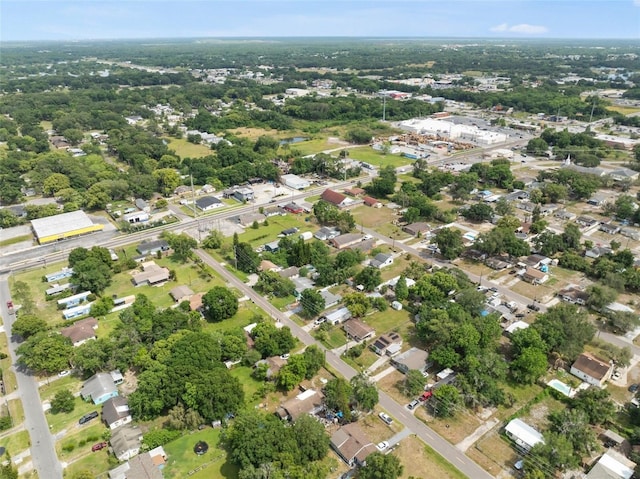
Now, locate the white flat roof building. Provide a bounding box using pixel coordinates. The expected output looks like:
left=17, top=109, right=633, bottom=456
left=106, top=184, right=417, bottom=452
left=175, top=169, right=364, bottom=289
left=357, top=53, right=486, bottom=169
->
left=281, top=174, right=311, bottom=190
left=31, top=210, right=103, bottom=244
left=399, top=118, right=508, bottom=145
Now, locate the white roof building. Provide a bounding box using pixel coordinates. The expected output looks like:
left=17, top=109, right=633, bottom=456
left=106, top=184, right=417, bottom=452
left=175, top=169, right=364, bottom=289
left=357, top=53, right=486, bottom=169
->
left=281, top=174, right=311, bottom=190
left=504, top=418, right=544, bottom=451
left=587, top=449, right=636, bottom=479
left=31, top=210, right=103, bottom=244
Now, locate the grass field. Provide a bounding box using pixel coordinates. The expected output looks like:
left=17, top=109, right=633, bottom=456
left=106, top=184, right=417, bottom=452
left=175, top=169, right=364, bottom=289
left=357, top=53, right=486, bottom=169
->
left=607, top=105, right=640, bottom=115
left=0, top=235, right=32, bottom=247
left=165, top=137, right=215, bottom=158
left=398, top=437, right=468, bottom=479
left=347, top=146, right=412, bottom=168
left=2, top=430, right=30, bottom=458
left=163, top=428, right=238, bottom=479
left=63, top=449, right=111, bottom=478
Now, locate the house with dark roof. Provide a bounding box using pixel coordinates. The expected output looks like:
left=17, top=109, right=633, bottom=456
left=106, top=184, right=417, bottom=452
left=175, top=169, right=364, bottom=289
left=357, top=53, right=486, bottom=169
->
left=570, top=352, right=613, bottom=388
left=558, top=286, right=589, bottom=306
left=576, top=216, right=598, bottom=228
left=136, top=240, right=170, bottom=256
left=81, top=373, right=118, bottom=405
left=195, top=196, right=223, bottom=211
left=284, top=203, right=304, bottom=214
left=600, top=223, right=621, bottom=235
left=370, top=253, right=393, bottom=269
left=521, top=267, right=549, bottom=285
left=586, top=246, right=613, bottom=259
left=169, top=285, right=194, bottom=303
left=343, top=319, right=375, bottom=343
left=370, top=332, right=403, bottom=356
left=330, top=423, right=377, bottom=467
left=102, top=396, right=132, bottom=430
left=402, top=222, right=430, bottom=237
left=60, top=317, right=98, bottom=347
left=344, top=187, right=365, bottom=197
left=108, top=446, right=167, bottom=479
left=321, top=189, right=351, bottom=208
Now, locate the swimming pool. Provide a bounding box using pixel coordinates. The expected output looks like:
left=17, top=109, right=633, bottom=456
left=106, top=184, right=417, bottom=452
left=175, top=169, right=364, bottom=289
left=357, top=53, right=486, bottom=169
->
left=548, top=379, right=574, bottom=397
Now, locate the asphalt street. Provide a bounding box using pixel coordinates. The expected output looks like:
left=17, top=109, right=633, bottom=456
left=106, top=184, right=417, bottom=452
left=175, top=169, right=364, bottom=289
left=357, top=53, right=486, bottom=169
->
left=195, top=250, right=493, bottom=479
left=0, top=277, right=63, bottom=479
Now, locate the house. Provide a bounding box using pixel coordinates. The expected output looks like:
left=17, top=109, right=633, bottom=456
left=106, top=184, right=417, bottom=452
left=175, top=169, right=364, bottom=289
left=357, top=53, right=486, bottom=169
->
left=259, top=260, right=279, bottom=272
left=136, top=240, right=170, bottom=256
left=320, top=290, right=342, bottom=309
left=132, top=262, right=170, bottom=286
left=605, top=302, right=635, bottom=314
left=576, top=216, right=598, bottom=228
left=254, top=356, right=288, bottom=379
left=314, top=227, right=340, bottom=240
left=343, top=319, right=375, bottom=342
left=402, top=222, right=431, bottom=237
left=587, top=449, right=636, bottom=479
left=522, top=267, right=549, bottom=285
left=570, top=352, right=613, bottom=388
left=505, top=321, right=530, bottom=336
left=370, top=332, right=403, bottom=356
left=610, top=168, right=640, bottom=183
left=600, top=223, right=621, bottom=235
left=278, top=266, right=300, bottom=279
left=46, top=283, right=72, bottom=296
left=323, top=307, right=352, bottom=326
left=237, top=212, right=266, bottom=227
left=524, top=254, right=550, bottom=269
left=233, top=187, right=254, bottom=202
left=363, top=196, right=381, bottom=208
left=464, top=249, right=487, bottom=262
left=370, top=253, right=393, bottom=269
left=558, top=286, right=589, bottom=305
left=189, top=292, right=204, bottom=312
left=391, top=347, right=429, bottom=374
left=264, top=240, right=281, bottom=253
left=554, top=209, right=576, bottom=221
left=110, top=424, right=143, bottom=461
left=292, top=277, right=315, bottom=298
left=264, top=206, right=284, bottom=217
left=123, top=211, right=149, bottom=224
left=169, top=285, right=194, bottom=303
left=504, top=190, right=529, bottom=202
left=110, top=369, right=124, bottom=385
left=330, top=423, right=377, bottom=467
left=505, top=419, right=544, bottom=452
left=485, top=257, right=511, bottom=270
left=134, top=198, right=149, bottom=212
left=352, top=238, right=376, bottom=253
left=81, top=373, right=119, bottom=405
left=284, top=203, right=305, bottom=214
left=60, top=317, right=98, bottom=347
left=174, top=185, right=191, bottom=196
left=62, top=303, right=93, bottom=320
left=57, top=291, right=91, bottom=308
left=102, top=396, right=132, bottom=430
left=331, top=233, right=365, bottom=250
left=275, top=389, right=324, bottom=421
left=281, top=174, right=311, bottom=190
left=45, top=267, right=74, bottom=283
left=344, top=187, right=365, bottom=196
left=321, top=189, right=352, bottom=208
left=621, top=227, right=640, bottom=241
left=195, top=196, right=223, bottom=211
left=516, top=201, right=536, bottom=213
left=585, top=246, right=613, bottom=259
left=588, top=192, right=611, bottom=207
left=281, top=228, right=298, bottom=236
left=108, top=446, right=167, bottom=479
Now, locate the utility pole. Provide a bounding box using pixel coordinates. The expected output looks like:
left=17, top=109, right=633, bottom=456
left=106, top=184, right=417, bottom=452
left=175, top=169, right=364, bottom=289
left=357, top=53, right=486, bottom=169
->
left=382, top=93, right=386, bottom=122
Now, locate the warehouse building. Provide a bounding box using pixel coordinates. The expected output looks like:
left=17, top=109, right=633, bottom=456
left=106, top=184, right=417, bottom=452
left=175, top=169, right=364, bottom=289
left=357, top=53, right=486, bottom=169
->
left=31, top=211, right=104, bottom=245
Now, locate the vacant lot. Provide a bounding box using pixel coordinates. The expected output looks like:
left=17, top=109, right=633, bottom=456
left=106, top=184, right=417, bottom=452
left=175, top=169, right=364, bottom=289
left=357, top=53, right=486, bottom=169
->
left=397, top=435, right=468, bottom=479
left=163, top=428, right=236, bottom=479
left=347, top=147, right=412, bottom=168
left=165, top=137, right=214, bottom=158
left=468, top=429, right=519, bottom=478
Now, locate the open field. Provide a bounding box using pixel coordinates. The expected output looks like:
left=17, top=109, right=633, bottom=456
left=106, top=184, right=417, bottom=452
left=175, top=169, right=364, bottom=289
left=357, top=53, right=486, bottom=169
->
left=165, top=137, right=214, bottom=158
left=56, top=420, right=108, bottom=465
left=468, top=429, right=519, bottom=478
left=347, top=147, right=413, bottom=168
left=162, top=428, right=238, bottom=479
left=2, top=430, right=30, bottom=458
left=607, top=105, right=640, bottom=115
left=398, top=436, right=468, bottom=479
left=63, top=449, right=111, bottom=478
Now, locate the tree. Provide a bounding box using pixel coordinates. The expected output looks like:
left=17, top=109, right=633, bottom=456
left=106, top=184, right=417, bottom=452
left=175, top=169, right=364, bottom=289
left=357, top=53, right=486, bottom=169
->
left=153, top=168, right=181, bottom=196
left=350, top=374, right=379, bottom=411
left=324, top=378, right=352, bottom=417
left=72, top=257, right=113, bottom=294
left=51, top=390, right=75, bottom=414
left=354, top=266, right=382, bottom=292
left=343, top=293, right=371, bottom=318
left=234, top=242, right=260, bottom=273
left=533, top=304, right=595, bottom=360
left=549, top=408, right=597, bottom=454
left=511, top=347, right=548, bottom=384
left=394, top=275, right=408, bottom=301
left=586, top=284, right=618, bottom=310
left=434, top=227, right=464, bottom=261
left=461, top=203, right=494, bottom=222
left=291, top=414, right=329, bottom=463
left=300, top=289, right=325, bottom=318
left=572, top=387, right=616, bottom=425
left=202, top=230, right=223, bottom=249
left=17, top=333, right=73, bottom=375
left=302, top=345, right=325, bottom=379
left=42, top=173, right=71, bottom=196
left=202, top=287, right=238, bottom=322
left=431, top=384, right=461, bottom=418
left=494, top=196, right=513, bottom=216
left=403, top=369, right=426, bottom=397
left=358, top=452, right=403, bottom=479
left=255, top=271, right=296, bottom=298
left=11, top=314, right=47, bottom=339
left=164, top=232, right=197, bottom=262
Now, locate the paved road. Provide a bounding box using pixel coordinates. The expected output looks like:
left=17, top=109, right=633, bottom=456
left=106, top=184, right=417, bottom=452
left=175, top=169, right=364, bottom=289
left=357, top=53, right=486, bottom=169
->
left=195, top=250, right=492, bottom=479
left=0, top=277, right=63, bottom=479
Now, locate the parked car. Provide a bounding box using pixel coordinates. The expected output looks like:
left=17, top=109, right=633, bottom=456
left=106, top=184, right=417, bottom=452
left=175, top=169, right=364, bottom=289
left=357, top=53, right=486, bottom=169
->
left=419, top=390, right=433, bottom=402
left=515, top=313, right=526, bottom=318
left=91, top=442, right=107, bottom=452
left=279, top=354, right=290, bottom=360
left=629, top=384, right=639, bottom=393
left=612, top=370, right=622, bottom=380
left=58, top=370, right=71, bottom=377
left=314, top=318, right=326, bottom=326
left=79, top=411, right=99, bottom=425
left=489, top=287, right=498, bottom=293
left=407, top=399, right=420, bottom=410
left=378, top=412, right=393, bottom=425
left=527, top=304, right=540, bottom=311
left=376, top=441, right=389, bottom=451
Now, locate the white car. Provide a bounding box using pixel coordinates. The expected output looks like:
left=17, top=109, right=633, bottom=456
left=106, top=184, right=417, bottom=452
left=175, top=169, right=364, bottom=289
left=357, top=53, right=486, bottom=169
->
left=376, top=441, right=389, bottom=451
left=279, top=354, right=290, bottom=360
left=378, top=412, right=393, bottom=425
left=58, top=370, right=71, bottom=377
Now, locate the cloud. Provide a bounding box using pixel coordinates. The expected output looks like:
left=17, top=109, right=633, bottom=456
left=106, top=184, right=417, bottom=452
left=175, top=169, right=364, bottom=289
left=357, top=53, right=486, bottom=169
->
left=635, top=0, right=640, bottom=6
left=490, top=23, right=548, bottom=34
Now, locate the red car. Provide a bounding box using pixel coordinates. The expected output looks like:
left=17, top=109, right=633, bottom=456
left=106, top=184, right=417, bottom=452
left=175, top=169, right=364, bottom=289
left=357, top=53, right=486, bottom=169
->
left=91, top=442, right=107, bottom=452
left=419, top=390, right=433, bottom=402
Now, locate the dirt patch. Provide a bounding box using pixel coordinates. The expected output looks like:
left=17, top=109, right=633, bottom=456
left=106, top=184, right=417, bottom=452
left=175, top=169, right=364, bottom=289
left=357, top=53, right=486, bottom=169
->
left=396, top=435, right=465, bottom=479
left=468, top=429, right=518, bottom=478
left=121, top=370, right=138, bottom=396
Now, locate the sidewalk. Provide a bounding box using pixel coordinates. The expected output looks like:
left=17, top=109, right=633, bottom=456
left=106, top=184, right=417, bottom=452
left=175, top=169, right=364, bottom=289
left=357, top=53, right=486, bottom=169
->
left=456, top=418, right=499, bottom=452
left=371, top=366, right=396, bottom=382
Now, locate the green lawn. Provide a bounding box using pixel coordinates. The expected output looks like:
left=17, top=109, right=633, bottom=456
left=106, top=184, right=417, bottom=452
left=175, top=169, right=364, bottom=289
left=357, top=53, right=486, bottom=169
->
left=57, top=420, right=108, bottom=463
left=234, top=215, right=317, bottom=248
left=202, top=301, right=266, bottom=334
left=0, top=333, right=18, bottom=393
left=165, top=137, right=215, bottom=158
left=63, top=449, right=111, bottom=478
left=163, top=428, right=238, bottom=479
left=316, top=327, right=347, bottom=349
left=45, top=396, right=102, bottom=434
left=0, top=235, right=32, bottom=247
left=1, top=430, right=30, bottom=457
left=229, top=366, right=264, bottom=404
left=421, top=444, right=469, bottom=479
left=365, top=308, right=412, bottom=336
left=347, top=146, right=412, bottom=168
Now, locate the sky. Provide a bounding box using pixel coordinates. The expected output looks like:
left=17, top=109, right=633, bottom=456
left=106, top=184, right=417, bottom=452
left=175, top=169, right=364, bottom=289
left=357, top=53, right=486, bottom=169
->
left=1, top=0, right=639, bottom=42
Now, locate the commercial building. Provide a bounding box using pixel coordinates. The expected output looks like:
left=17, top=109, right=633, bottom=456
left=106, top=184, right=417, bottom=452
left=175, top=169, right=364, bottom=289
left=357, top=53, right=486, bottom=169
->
left=31, top=210, right=104, bottom=244
left=398, top=118, right=508, bottom=145
left=281, top=174, right=311, bottom=190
